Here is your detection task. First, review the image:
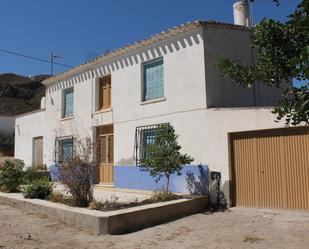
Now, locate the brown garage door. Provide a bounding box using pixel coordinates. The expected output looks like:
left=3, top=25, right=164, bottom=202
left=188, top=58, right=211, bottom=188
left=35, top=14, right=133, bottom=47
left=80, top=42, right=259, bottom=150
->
left=229, top=126, right=309, bottom=211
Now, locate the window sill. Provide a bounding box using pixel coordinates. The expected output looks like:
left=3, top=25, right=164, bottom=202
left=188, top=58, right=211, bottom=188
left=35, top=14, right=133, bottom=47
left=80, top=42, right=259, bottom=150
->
left=60, top=116, right=74, bottom=121
left=140, top=97, right=166, bottom=105
left=94, top=108, right=112, bottom=114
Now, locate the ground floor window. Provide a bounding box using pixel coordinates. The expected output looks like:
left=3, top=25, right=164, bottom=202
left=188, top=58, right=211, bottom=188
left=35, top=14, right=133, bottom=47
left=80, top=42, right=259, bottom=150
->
left=134, top=123, right=169, bottom=166
left=54, top=137, right=74, bottom=164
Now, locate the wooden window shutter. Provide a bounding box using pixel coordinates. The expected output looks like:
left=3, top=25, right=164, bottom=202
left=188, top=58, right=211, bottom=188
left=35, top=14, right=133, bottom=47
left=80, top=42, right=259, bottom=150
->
left=99, top=75, right=111, bottom=110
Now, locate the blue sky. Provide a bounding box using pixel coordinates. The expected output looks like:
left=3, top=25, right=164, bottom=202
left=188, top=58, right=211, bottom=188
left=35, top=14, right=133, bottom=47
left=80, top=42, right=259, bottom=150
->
left=0, top=0, right=301, bottom=78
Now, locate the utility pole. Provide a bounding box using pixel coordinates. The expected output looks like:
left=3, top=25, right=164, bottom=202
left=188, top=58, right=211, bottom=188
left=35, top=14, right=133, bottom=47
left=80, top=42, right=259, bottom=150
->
left=50, top=52, right=64, bottom=75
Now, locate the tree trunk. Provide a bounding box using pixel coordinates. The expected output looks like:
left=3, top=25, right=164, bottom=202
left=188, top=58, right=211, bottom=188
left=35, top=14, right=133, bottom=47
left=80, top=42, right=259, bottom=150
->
left=166, top=174, right=170, bottom=193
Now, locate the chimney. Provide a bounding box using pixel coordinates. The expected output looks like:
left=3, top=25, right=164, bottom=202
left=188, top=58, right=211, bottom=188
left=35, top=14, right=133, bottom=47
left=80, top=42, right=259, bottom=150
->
left=233, top=0, right=251, bottom=27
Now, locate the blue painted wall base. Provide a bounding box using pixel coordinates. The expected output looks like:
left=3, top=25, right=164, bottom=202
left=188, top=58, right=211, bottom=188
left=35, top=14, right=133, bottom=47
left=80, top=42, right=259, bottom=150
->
left=114, top=165, right=208, bottom=194
left=49, top=163, right=208, bottom=194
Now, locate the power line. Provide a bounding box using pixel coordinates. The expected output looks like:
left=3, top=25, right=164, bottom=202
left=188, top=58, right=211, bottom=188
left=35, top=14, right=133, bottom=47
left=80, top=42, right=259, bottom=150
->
left=0, top=49, right=72, bottom=68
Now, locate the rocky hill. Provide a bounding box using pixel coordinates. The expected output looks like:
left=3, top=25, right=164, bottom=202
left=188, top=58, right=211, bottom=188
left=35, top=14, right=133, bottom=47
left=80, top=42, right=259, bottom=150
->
left=0, top=73, right=50, bottom=116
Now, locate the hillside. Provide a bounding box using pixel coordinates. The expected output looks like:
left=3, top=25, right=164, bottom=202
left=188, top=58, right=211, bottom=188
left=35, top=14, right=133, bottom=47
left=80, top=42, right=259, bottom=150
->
left=0, top=73, right=50, bottom=115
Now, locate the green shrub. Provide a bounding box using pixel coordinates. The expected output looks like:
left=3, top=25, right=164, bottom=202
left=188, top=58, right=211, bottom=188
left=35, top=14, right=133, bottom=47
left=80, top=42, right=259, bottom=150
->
left=23, top=166, right=46, bottom=184
left=0, top=159, right=24, bottom=192
left=151, top=191, right=181, bottom=202
left=22, top=178, right=53, bottom=199
left=23, top=166, right=38, bottom=184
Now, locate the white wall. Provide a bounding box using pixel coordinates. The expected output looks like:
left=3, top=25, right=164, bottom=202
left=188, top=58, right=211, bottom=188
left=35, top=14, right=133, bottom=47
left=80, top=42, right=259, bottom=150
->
left=0, top=116, right=15, bottom=134
left=14, top=24, right=287, bottom=200
left=204, top=25, right=290, bottom=108
left=204, top=107, right=285, bottom=198
left=15, top=77, right=94, bottom=167
left=115, top=105, right=286, bottom=190
left=109, top=28, right=206, bottom=123
left=43, top=77, right=93, bottom=167
left=15, top=27, right=207, bottom=169
left=114, top=110, right=208, bottom=166
left=110, top=28, right=206, bottom=165
left=15, top=110, right=46, bottom=166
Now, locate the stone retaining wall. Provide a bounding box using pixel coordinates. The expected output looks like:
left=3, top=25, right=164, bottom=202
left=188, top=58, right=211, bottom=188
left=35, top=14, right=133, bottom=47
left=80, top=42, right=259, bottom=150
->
left=0, top=192, right=208, bottom=235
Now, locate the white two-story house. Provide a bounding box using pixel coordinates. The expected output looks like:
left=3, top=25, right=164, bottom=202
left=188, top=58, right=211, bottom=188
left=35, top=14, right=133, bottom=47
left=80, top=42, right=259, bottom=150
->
left=14, top=19, right=288, bottom=199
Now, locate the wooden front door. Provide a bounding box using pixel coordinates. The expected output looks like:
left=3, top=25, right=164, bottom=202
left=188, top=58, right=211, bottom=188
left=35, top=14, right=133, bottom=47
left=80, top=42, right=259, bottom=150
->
left=97, top=125, right=114, bottom=184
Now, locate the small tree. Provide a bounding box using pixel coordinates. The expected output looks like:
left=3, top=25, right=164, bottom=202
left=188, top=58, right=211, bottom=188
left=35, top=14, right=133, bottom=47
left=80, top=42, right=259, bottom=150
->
left=140, top=124, right=194, bottom=193
left=217, top=0, right=309, bottom=125
left=57, top=137, right=97, bottom=207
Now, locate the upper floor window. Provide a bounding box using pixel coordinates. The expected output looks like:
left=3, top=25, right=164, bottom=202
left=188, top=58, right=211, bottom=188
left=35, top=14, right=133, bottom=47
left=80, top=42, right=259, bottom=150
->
left=142, top=58, right=164, bottom=101
left=62, top=87, right=74, bottom=118
left=98, top=75, right=111, bottom=110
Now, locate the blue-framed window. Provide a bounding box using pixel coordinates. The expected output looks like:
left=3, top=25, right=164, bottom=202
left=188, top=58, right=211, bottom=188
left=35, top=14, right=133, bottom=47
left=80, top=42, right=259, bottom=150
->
left=62, top=88, right=74, bottom=118
left=143, top=58, right=164, bottom=101
left=140, top=128, right=156, bottom=160
left=134, top=123, right=169, bottom=166
left=56, top=138, right=74, bottom=164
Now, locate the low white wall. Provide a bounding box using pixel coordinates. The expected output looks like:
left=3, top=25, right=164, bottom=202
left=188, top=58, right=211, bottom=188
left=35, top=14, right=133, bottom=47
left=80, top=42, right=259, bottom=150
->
left=0, top=116, right=15, bottom=134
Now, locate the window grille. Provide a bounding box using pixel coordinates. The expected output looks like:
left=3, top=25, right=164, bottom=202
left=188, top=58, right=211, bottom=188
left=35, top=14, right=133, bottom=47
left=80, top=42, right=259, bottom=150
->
left=54, top=136, right=75, bottom=164
left=134, top=123, right=169, bottom=166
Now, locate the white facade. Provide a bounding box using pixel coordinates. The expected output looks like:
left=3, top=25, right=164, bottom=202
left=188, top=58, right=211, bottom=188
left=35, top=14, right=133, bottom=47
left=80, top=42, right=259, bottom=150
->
left=15, top=21, right=287, bottom=196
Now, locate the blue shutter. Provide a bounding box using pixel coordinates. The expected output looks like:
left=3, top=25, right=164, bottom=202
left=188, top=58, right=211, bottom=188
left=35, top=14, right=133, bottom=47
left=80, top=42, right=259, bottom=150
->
left=143, top=58, right=164, bottom=101
left=63, top=88, right=74, bottom=118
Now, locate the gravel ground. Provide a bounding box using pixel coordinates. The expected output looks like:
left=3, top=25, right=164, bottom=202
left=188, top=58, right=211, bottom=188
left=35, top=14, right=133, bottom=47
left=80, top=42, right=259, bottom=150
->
left=0, top=203, right=309, bottom=249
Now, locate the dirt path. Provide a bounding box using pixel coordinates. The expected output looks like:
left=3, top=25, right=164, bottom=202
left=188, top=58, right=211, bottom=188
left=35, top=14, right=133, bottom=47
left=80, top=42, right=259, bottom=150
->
left=0, top=203, right=309, bottom=249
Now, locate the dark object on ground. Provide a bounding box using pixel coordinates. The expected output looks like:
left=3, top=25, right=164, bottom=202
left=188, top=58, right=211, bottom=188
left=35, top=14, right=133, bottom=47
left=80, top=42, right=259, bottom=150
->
left=208, top=171, right=228, bottom=212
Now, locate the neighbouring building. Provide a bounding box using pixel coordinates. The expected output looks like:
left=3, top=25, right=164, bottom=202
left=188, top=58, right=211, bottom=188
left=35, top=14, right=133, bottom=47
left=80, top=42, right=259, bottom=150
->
left=0, top=114, right=15, bottom=134
left=0, top=114, right=15, bottom=158
left=14, top=16, right=289, bottom=199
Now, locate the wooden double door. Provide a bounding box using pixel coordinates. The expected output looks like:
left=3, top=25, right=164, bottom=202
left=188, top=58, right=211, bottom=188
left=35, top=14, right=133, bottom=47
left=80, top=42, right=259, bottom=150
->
left=97, top=125, right=114, bottom=184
